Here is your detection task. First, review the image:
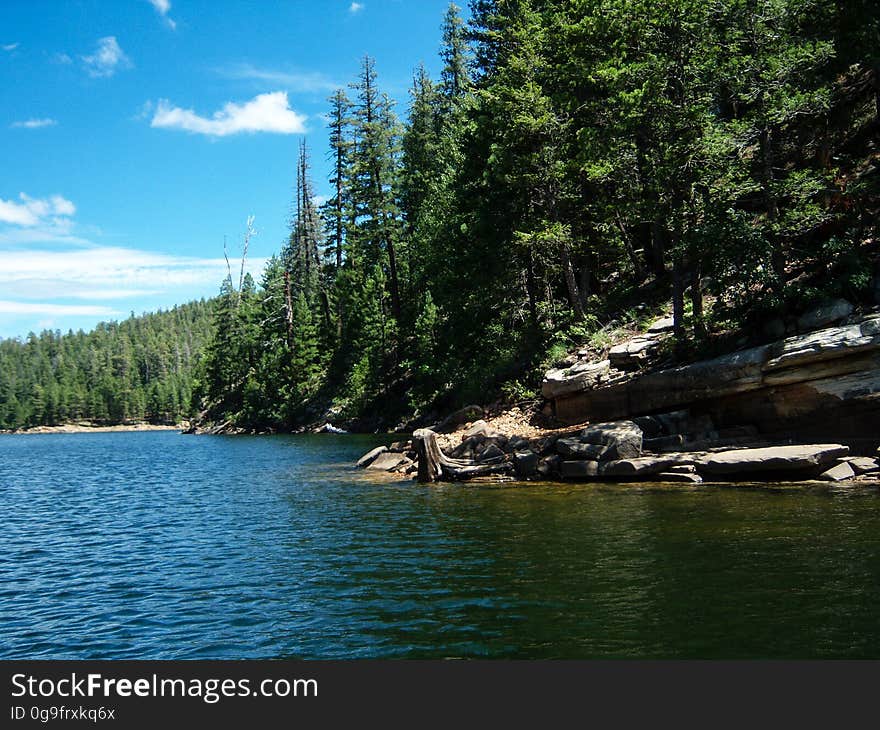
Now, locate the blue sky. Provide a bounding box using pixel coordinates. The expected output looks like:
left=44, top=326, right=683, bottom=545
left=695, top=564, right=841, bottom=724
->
left=0, top=0, right=459, bottom=338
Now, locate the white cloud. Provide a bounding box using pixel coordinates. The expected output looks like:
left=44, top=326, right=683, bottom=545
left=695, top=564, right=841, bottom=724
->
left=53, top=52, right=72, bottom=65
left=0, top=194, right=76, bottom=227
left=0, top=246, right=267, bottom=302
left=219, top=63, right=340, bottom=93
left=10, top=118, right=58, bottom=129
left=2, top=43, right=19, bottom=52
left=150, top=91, right=307, bottom=137
left=349, top=2, right=364, bottom=13
left=82, top=36, right=131, bottom=78
left=0, top=301, right=120, bottom=316
left=148, top=0, right=177, bottom=30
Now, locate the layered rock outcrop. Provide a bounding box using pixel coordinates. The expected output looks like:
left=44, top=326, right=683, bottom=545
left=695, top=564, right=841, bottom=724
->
left=544, top=309, right=880, bottom=454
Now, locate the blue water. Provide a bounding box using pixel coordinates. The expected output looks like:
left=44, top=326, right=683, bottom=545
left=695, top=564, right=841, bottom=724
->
left=2, top=431, right=880, bottom=659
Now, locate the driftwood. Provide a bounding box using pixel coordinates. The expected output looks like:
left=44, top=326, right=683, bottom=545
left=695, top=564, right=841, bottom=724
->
left=413, top=428, right=513, bottom=483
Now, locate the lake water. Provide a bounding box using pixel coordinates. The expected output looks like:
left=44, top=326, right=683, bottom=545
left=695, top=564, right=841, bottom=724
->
left=1, top=431, right=879, bottom=659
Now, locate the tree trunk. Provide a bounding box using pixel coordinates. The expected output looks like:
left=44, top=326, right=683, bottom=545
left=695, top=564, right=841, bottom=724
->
left=672, top=256, right=685, bottom=347
left=689, top=262, right=707, bottom=340
left=524, top=249, right=539, bottom=329
left=560, top=242, right=585, bottom=320
left=651, top=222, right=667, bottom=278
left=413, top=429, right=515, bottom=483
left=615, top=212, right=644, bottom=280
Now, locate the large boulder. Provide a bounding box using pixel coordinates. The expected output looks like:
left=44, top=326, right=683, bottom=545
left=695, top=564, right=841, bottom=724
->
left=697, top=444, right=849, bottom=476
left=356, top=445, right=388, bottom=468
left=797, top=299, right=853, bottom=332
left=555, top=438, right=608, bottom=460
left=580, top=421, right=643, bottom=460
left=513, top=450, right=539, bottom=478
left=542, top=359, right=611, bottom=399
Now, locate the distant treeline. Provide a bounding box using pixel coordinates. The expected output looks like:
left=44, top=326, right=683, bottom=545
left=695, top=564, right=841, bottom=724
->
left=0, top=300, right=214, bottom=429
left=197, top=0, right=879, bottom=431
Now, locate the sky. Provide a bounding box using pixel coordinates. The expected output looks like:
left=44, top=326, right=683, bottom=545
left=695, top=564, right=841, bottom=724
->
left=0, top=0, right=459, bottom=339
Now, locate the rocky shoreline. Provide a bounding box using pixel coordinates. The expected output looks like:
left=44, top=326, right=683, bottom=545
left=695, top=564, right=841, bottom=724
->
left=356, top=299, right=880, bottom=487
left=356, top=417, right=880, bottom=486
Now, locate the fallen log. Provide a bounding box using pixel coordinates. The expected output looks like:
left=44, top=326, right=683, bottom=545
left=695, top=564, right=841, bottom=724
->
left=413, top=428, right=513, bottom=483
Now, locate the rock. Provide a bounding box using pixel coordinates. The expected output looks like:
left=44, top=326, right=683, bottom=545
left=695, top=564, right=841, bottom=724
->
left=632, top=415, right=663, bottom=438
left=356, top=446, right=388, bottom=468
left=609, top=337, right=659, bottom=369
left=842, top=456, right=880, bottom=474
left=555, top=437, right=608, bottom=460
left=818, top=461, right=855, bottom=482
left=367, top=452, right=411, bottom=471
left=643, top=434, right=685, bottom=453
left=392, top=457, right=415, bottom=473
left=600, top=456, right=691, bottom=477
left=435, top=405, right=484, bottom=432
left=580, top=421, right=643, bottom=460
left=797, top=299, right=853, bottom=332
left=537, top=454, right=560, bottom=477
left=658, top=472, right=703, bottom=483
left=315, top=422, right=347, bottom=434
left=477, top=443, right=507, bottom=463
left=560, top=460, right=600, bottom=479
left=463, top=419, right=503, bottom=440
left=667, top=464, right=696, bottom=474
left=513, top=450, right=539, bottom=478
left=547, top=313, right=880, bottom=455
left=508, top=435, right=530, bottom=451
left=389, top=440, right=411, bottom=452
left=542, top=359, right=611, bottom=399
left=698, top=444, right=850, bottom=476
left=647, top=316, right=674, bottom=333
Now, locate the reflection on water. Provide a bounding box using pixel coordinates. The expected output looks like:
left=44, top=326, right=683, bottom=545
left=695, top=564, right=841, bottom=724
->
left=1, top=432, right=878, bottom=658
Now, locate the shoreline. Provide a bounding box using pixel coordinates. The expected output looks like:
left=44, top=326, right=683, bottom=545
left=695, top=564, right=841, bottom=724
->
left=0, top=423, right=183, bottom=435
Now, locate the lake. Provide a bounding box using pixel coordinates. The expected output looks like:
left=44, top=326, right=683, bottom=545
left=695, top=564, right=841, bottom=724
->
left=1, top=431, right=879, bottom=659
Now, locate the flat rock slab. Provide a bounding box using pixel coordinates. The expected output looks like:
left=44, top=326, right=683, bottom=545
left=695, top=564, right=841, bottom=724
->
left=698, top=444, right=849, bottom=475
left=542, top=359, right=611, bottom=399
left=843, top=456, right=880, bottom=474
left=367, top=452, right=411, bottom=471
left=357, top=445, right=388, bottom=468
left=600, top=456, right=692, bottom=477
left=819, top=461, right=856, bottom=482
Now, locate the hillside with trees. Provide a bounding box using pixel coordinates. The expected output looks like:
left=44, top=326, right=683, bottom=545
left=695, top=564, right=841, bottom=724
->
left=0, top=300, right=214, bottom=429
left=194, top=0, right=879, bottom=433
